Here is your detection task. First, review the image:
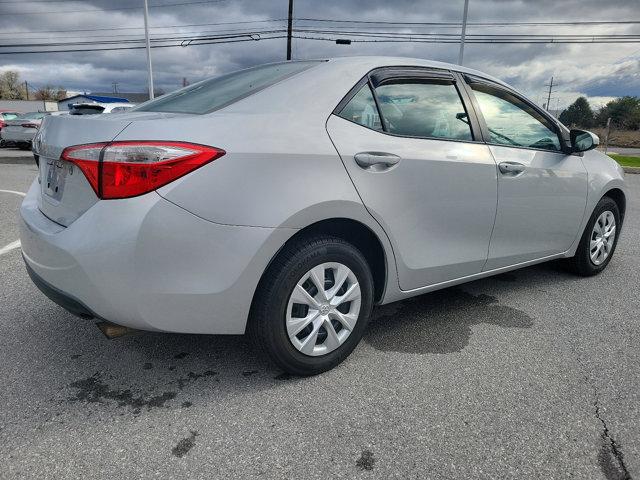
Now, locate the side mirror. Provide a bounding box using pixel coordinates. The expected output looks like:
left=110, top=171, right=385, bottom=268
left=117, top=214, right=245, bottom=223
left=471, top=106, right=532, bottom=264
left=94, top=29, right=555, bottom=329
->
left=570, top=129, right=599, bottom=153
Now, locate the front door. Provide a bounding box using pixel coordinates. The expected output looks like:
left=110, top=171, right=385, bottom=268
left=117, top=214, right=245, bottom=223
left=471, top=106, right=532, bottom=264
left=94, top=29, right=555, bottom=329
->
left=465, top=79, right=588, bottom=270
left=327, top=69, right=498, bottom=290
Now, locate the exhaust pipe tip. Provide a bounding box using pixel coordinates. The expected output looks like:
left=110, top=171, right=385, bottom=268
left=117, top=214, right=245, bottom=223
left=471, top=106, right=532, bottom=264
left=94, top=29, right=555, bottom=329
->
left=96, top=321, right=139, bottom=339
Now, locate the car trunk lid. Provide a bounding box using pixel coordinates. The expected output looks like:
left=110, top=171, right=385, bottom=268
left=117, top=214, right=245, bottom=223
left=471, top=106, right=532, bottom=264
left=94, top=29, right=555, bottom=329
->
left=34, top=112, right=191, bottom=226
left=35, top=115, right=131, bottom=226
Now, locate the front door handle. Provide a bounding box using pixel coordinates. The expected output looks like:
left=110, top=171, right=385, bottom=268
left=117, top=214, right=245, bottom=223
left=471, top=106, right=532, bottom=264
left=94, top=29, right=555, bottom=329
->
left=354, top=152, right=401, bottom=170
left=498, top=161, right=526, bottom=175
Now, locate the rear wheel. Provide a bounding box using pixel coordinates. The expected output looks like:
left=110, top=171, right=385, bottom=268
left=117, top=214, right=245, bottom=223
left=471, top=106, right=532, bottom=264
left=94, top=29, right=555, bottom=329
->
left=248, top=235, right=374, bottom=376
left=566, top=197, right=620, bottom=276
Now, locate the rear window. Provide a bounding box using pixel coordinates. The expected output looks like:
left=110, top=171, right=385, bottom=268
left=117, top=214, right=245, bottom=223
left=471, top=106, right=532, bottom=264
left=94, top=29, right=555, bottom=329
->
left=69, top=105, right=105, bottom=115
left=135, top=61, right=321, bottom=114
left=17, top=112, right=45, bottom=120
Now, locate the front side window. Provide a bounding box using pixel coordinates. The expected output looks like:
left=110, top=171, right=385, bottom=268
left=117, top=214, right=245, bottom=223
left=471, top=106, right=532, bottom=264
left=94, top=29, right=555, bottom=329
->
left=374, top=81, right=473, bottom=141
left=470, top=83, right=561, bottom=151
left=337, top=84, right=382, bottom=131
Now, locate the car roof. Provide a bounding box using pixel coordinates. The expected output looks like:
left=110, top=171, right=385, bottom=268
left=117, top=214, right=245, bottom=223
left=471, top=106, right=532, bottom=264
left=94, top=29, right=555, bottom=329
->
left=221, top=56, right=515, bottom=119
left=323, top=56, right=511, bottom=88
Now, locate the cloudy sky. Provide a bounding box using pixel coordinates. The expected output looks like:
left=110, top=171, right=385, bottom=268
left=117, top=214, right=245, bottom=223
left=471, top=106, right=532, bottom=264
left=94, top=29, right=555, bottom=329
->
left=1, top=0, right=639, bottom=109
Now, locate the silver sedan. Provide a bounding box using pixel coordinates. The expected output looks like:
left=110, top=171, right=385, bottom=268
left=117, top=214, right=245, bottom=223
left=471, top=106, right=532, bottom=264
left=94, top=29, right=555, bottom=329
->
left=20, top=57, right=626, bottom=375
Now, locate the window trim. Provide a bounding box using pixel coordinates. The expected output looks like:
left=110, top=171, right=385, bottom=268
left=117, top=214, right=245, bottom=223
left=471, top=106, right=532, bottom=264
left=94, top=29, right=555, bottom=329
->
left=461, top=74, right=573, bottom=155
left=333, top=66, right=483, bottom=145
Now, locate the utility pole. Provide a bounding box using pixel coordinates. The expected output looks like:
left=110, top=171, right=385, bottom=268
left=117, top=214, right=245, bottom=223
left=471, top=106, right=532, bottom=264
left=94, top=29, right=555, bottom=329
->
left=458, top=0, right=470, bottom=65
left=545, top=76, right=554, bottom=111
left=24, top=81, right=29, bottom=100
left=286, top=0, right=294, bottom=60
left=143, top=0, right=155, bottom=99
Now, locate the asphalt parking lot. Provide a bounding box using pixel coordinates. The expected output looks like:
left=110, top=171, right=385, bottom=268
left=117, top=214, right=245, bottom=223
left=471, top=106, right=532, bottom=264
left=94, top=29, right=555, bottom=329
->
left=1, top=159, right=638, bottom=479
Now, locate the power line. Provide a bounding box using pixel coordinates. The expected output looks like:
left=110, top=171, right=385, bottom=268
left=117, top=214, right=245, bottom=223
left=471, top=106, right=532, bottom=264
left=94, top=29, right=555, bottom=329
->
left=295, top=18, right=640, bottom=27
left=0, top=19, right=286, bottom=35
left=0, top=34, right=285, bottom=54
left=291, top=34, right=640, bottom=44
left=0, top=0, right=227, bottom=16
left=5, top=28, right=640, bottom=47
left=0, top=29, right=286, bottom=48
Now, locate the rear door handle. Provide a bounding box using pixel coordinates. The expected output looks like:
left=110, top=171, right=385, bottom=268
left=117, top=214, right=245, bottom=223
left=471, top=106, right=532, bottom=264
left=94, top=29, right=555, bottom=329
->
left=498, top=161, right=526, bottom=175
left=354, top=152, right=401, bottom=170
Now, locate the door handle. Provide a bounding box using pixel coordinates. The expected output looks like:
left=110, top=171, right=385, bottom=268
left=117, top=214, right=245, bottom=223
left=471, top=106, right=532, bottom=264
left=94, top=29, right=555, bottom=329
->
left=498, top=161, right=526, bottom=175
left=354, top=152, right=401, bottom=170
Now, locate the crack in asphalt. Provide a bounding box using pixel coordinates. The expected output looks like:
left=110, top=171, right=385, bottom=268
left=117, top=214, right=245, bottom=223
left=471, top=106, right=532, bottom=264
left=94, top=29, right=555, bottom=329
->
left=592, top=387, right=632, bottom=480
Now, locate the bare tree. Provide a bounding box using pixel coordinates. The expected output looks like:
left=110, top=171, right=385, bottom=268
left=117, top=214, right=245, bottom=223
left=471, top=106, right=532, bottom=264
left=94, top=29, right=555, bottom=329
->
left=0, top=71, right=26, bottom=100
left=34, top=85, right=67, bottom=101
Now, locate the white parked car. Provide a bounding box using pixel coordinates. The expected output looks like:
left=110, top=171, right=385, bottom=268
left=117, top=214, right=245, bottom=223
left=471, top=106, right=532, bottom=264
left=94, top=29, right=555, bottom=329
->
left=68, top=103, right=135, bottom=115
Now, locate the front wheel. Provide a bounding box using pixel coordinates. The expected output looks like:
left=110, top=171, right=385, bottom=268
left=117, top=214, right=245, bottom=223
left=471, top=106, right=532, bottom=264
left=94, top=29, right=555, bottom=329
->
left=566, top=196, right=621, bottom=276
left=248, top=235, right=374, bottom=376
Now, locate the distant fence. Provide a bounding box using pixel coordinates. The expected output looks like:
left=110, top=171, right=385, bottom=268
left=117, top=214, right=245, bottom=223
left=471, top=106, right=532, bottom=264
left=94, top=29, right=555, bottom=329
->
left=0, top=100, right=58, bottom=112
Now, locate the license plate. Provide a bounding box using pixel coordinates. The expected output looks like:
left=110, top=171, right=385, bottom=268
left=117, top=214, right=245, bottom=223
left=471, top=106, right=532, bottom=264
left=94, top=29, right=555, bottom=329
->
left=42, top=157, right=68, bottom=201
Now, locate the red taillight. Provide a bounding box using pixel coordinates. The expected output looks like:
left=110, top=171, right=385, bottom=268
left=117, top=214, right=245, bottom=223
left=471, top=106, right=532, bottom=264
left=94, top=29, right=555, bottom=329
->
left=61, top=141, right=225, bottom=199
left=22, top=123, right=39, bottom=129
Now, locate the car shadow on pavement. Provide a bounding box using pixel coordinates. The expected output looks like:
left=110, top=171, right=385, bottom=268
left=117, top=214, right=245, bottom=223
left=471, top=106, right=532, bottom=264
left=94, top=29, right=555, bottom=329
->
left=364, top=260, right=579, bottom=355
left=45, top=261, right=574, bottom=415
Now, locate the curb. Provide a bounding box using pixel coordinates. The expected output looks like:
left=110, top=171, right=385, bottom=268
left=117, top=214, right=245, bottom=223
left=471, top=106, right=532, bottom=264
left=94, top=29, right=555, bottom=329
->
left=0, top=156, right=36, bottom=165
left=623, top=166, right=640, bottom=174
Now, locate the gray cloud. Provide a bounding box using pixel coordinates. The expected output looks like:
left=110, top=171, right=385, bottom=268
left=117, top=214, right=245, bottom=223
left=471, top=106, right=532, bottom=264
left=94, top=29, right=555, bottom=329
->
left=1, top=0, right=638, bottom=108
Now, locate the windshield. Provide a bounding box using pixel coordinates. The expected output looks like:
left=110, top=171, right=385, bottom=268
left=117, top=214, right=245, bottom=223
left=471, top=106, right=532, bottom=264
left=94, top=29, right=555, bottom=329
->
left=135, top=61, right=321, bottom=114
left=1, top=112, right=19, bottom=120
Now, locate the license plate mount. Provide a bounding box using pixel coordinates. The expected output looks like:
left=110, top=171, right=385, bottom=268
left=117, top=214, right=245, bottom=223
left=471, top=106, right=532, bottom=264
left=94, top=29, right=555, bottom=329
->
left=42, top=158, right=68, bottom=201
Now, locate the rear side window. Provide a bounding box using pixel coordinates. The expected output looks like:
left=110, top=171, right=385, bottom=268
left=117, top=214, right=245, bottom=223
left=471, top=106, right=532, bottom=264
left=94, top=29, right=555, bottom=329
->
left=136, top=61, right=321, bottom=114
left=337, top=84, right=382, bottom=131
left=375, top=81, right=473, bottom=140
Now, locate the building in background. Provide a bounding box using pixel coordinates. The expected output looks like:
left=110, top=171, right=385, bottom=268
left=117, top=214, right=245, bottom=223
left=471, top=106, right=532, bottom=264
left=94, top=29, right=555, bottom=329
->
left=0, top=100, right=58, bottom=112
left=57, top=92, right=149, bottom=111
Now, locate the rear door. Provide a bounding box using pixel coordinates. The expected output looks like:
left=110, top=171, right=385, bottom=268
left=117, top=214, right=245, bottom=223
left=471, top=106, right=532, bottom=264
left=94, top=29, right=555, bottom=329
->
left=463, top=77, right=588, bottom=270
left=326, top=68, right=498, bottom=290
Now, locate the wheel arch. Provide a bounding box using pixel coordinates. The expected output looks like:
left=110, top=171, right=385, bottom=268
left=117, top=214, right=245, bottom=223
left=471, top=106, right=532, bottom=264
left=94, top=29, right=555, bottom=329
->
left=603, top=187, right=626, bottom=224
left=257, top=217, right=389, bottom=304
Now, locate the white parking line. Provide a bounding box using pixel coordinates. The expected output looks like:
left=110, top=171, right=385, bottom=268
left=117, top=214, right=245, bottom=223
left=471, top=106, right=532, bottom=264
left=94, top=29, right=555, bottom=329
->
left=0, top=240, right=21, bottom=256
left=0, top=189, right=26, bottom=197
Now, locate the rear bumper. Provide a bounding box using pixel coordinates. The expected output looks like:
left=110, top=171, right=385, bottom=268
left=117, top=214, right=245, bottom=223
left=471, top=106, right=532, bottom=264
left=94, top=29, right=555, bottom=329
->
left=20, top=179, right=296, bottom=334
left=0, top=129, right=35, bottom=143
left=24, top=258, right=96, bottom=319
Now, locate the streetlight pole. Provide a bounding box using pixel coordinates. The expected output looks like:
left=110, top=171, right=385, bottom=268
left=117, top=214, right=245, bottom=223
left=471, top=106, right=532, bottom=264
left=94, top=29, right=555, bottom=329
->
left=458, top=0, right=470, bottom=65
left=143, top=0, right=155, bottom=99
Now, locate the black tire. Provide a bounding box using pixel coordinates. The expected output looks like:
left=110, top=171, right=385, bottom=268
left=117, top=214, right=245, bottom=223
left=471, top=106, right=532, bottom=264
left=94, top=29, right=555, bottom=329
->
left=566, top=196, right=621, bottom=276
left=248, top=234, right=374, bottom=376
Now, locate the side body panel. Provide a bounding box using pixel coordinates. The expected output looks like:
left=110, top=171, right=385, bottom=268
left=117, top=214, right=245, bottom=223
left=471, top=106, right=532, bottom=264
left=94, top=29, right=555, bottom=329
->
left=327, top=115, right=498, bottom=291
left=484, top=146, right=588, bottom=270
left=566, top=150, right=627, bottom=255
